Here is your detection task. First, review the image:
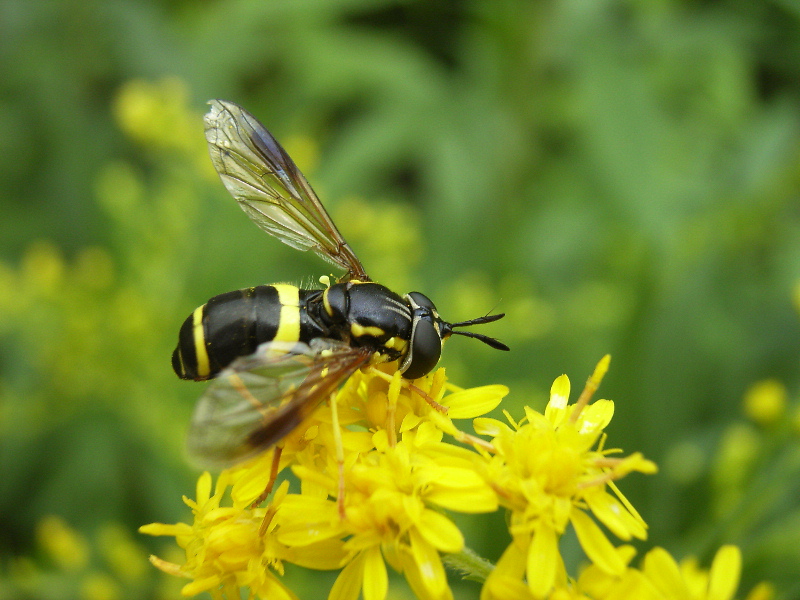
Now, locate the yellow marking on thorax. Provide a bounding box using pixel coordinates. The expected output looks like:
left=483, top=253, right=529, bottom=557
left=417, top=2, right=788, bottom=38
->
left=322, top=287, right=334, bottom=317
left=383, top=336, right=408, bottom=353
left=192, top=305, right=211, bottom=379
left=351, top=323, right=385, bottom=338
left=369, top=350, right=387, bottom=365
left=273, top=284, right=301, bottom=343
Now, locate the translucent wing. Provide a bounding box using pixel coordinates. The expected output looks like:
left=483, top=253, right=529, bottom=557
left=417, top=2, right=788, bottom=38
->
left=187, top=339, right=370, bottom=469
left=205, top=100, right=368, bottom=281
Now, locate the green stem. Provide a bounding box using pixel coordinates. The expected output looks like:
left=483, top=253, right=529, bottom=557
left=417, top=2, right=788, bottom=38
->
left=442, top=546, right=495, bottom=583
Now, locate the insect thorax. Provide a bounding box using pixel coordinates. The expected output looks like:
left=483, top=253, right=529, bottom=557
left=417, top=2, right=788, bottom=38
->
left=322, top=282, right=413, bottom=357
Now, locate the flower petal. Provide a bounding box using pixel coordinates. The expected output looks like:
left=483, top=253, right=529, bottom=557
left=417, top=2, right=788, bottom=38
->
left=527, top=525, right=558, bottom=598
left=362, top=546, right=388, bottom=600
left=424, top=484, right=498, bottom=514
left=285, top=538, right=349, bottom=570
left=708, top=545, right=741, bottom=600
left=138, top=522, right=192, bottom=537
left=570, top=510, right=626, bottom=576
left=584, top=488, right=647, bottom=541
left=408, top=529, right=450, bottom=599
left=642, top=546, right=691, bottom=597
left=417, top=509, right=464, bottom=553
left=445, top=385, right=509, bottom=419
left=329, top=552, right=365, bottom=600
left=181, top=574, right=220, bottom=596
left=545, top=375, right=571, bottom=425
left=196, top=472, right=212, bottom=503
left=473, top=417, right=510, bottom=437
left=578, top=399, right=614, bottom=435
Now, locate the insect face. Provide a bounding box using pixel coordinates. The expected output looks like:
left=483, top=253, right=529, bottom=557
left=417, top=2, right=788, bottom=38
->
left=399, top=292, right=509, bottom=379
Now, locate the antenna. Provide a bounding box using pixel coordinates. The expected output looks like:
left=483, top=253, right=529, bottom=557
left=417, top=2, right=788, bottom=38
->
left=446, top=313, right=509, bottom=351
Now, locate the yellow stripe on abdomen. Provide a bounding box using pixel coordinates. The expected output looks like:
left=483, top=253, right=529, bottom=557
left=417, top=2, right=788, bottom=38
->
left=273, top=284, right=301, bottom=343
left=192, top=305, right=211, bottom=379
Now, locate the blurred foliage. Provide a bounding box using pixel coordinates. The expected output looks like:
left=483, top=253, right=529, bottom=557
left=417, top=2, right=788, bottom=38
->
left=2, top=0, right=800, bottom=598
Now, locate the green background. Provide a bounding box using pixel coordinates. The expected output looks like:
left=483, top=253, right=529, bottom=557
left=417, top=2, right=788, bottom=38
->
left=2, top=0, right=800, bottom=598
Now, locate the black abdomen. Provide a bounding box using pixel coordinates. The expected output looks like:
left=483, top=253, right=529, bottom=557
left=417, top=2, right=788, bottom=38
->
left=172, top=284, right=325, bottom=380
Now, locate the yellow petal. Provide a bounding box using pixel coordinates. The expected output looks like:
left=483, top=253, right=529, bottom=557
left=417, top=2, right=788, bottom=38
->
left=642, top=546, right=691, bottom=597
left=415, top=421, right=444, bottom=445
left=408, top=529, right=449, bottom=598
left=285, top=538, right=349, bottom=570
left=482, top=572, right=533, bottom=600
left=195, top=472, right=212, bottom=503
left=445, top=385, right=509, bottom=419
left=577, top=545, right=639, bottom=596
left=231, top=462, right=274, bottom=506
left=584, top=489, right=647, bottom=541
left=473, top=418, right=509, bottom=437
left=278, top=520, right=343, bottom=546
left=526, top=524, right=558, bottom=597
left=416, top=465, right=483, bottom=488
left=138, top=522, right=192, bottom=537
left=417, top=509, right=464, bottom=553
left=708, top=545, right=741, bottom=600
left=251, top=577, right=300, bottom=600
left=613, top=452, right=659, bottom=476
left=570, top=510, right=626, bottom=576
left=424, top=484, right=498, bottom=514
left=743, top=582, right=777, bottom=600
left=181, top=575, right=220, bottom=596
left=362, top=546, right=388, bottom=600
left=545, top=375, right=571, bottom=425
left=578, top=400, right=614, bottom=435
left=550, top=375, right=571, bottom=405
left=329, top=552, right=365, bottom=600
left=147, top=555, right=190, bottom=577
left=481, top=542, right=530, bottom=600
left=400, top=412, right=422, bottom=432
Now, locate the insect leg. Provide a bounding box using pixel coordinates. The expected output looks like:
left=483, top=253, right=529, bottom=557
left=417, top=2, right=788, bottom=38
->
left=367, top=367, right=448, bottom=414
left=251, top=446, right=283, bottom=508
left=407, top=382, right=447, bottom=413
left=386, top=371, right=400, bottom=447
left=258, top=483, right=282, bottom=537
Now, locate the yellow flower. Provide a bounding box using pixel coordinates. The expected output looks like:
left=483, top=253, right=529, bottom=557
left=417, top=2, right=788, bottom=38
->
left=742, top=379, right=787, bottom=426
left=142, top=365, right=506, bottom=600
left=140, top=472, right=344, bottom=599
left=477, top=357, right=657, bottom=599
left=575, top=544, right=772, bottom=600
left=336, top=363, right=508, bottom=447
left=279, top=432, right=498, bottom=600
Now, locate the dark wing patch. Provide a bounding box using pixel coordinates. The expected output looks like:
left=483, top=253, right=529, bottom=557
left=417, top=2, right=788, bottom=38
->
left=187, top=339, right=370, bottom=469
left=204, top=100, right=368, bottom=281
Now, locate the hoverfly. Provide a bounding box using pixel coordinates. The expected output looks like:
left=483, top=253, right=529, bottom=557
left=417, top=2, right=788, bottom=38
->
left=174, top=100, right=508, bottom=468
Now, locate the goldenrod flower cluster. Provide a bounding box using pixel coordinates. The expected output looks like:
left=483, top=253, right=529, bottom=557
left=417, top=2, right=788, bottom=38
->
left=141, top=358, right=766, bottom=600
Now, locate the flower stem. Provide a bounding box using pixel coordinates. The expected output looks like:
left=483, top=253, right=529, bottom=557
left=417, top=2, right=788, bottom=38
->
left=442, top=546, right=495, bottom=583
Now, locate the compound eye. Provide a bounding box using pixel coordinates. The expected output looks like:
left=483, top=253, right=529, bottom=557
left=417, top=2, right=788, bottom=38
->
left=407, top=291, right=437, bottom=312
left=402, top=317, right=442, bottom=380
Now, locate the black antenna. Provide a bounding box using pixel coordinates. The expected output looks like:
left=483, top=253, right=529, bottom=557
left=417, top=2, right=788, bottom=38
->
left=446, top=313, right=509, bottom=351
left=449, top=313, right=505, bottom=328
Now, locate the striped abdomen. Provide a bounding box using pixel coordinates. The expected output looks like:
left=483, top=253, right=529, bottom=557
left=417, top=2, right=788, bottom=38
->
left=172, top=284, right=325, bottom=380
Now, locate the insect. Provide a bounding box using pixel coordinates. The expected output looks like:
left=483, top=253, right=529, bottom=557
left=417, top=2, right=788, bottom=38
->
left=173, top=100, right=508, bottom=468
